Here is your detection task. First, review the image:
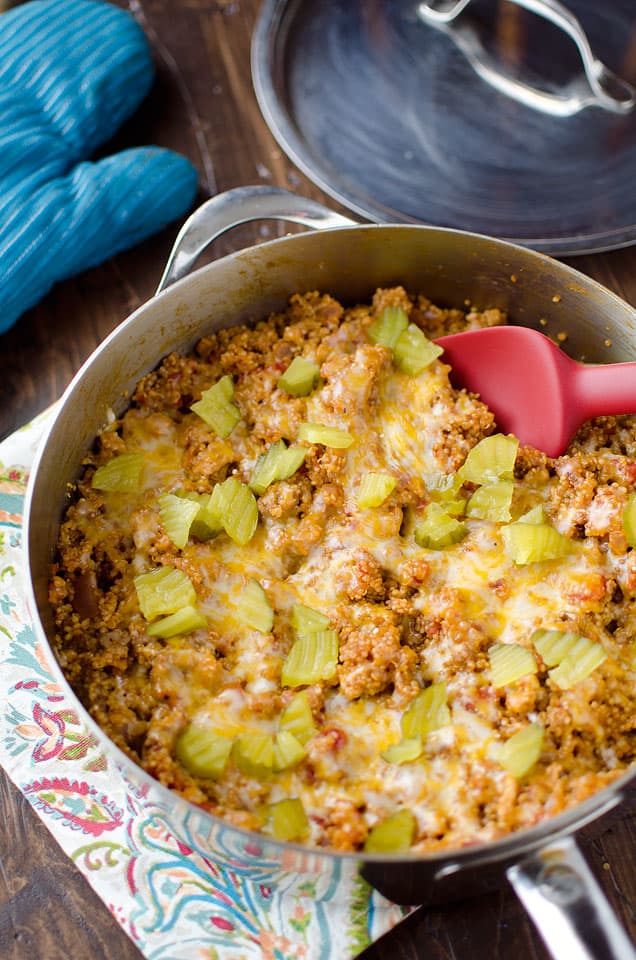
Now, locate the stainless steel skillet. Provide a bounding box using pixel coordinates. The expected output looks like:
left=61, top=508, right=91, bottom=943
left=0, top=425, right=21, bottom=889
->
left=24, top=185, right=636, bottom=960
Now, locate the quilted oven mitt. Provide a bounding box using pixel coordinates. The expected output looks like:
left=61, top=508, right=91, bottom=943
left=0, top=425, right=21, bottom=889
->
left=0, top=0, right=199, bottom=334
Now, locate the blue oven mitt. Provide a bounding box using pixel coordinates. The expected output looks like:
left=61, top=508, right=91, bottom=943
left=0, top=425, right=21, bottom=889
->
left=0, top=0, right=199, bottom=334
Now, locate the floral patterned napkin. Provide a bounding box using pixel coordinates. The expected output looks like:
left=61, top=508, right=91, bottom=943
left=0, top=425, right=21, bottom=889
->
left=0, top=410, right=412, bottom=960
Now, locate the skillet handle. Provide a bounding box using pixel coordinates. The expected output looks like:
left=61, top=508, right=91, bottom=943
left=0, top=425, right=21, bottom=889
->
left=156, top=185, right=355, bottom=294
left=507, top=835, right=636, bottom=960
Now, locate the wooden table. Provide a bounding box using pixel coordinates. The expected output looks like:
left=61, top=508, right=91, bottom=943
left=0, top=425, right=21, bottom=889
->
left=1, top=1, right=636, bottom=957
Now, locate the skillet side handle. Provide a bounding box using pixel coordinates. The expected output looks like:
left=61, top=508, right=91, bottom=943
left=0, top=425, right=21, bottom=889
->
left=156, top=185, right=355, bottom=294
left=506, top=835, right=636, bottom=960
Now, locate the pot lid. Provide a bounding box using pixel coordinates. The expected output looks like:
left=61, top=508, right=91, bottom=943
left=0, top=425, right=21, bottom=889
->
left=251, top=0, right=636, bottom=255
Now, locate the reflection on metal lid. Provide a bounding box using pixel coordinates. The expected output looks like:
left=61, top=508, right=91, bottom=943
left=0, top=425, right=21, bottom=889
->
left=251, top=0, right=636, bottom=255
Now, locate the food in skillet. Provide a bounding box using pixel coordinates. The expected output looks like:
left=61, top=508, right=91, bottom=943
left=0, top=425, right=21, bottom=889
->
left=49, top=286, right=636, bottom=853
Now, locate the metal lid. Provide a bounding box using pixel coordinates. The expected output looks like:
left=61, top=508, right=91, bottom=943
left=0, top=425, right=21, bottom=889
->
left=251, top=0, right=636, bottom=255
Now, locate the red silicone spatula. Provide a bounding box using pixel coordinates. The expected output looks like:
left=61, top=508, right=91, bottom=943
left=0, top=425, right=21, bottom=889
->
left=435, top=326, right=636, bottom=457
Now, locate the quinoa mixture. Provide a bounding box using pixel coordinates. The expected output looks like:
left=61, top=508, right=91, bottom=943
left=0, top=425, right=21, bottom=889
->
left=50, top=286, right=636, bottom=853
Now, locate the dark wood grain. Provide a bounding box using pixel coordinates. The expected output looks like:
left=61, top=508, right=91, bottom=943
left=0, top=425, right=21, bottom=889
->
left=1, top=1, right=636, bottom=958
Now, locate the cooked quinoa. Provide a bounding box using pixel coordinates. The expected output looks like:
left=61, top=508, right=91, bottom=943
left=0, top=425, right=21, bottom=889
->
left=50, top=286, right=636, bottom=853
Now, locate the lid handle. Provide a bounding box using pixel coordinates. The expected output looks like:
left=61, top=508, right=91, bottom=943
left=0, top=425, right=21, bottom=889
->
left=418, top=0, right=636, bottom=117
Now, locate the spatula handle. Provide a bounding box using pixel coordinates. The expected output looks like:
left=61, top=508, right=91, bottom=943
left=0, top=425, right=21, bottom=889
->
left=574, top=361, right=636, bottom=424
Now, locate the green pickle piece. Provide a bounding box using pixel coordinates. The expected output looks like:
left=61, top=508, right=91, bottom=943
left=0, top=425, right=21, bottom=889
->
left=381, top=737, right=423, bottom=765
left=466, top=480, right=513, bottom=522
left=146, top=604, right=207, bottom=638
left=175, top=491, right=224, bottom=541
left=489, top=643, right=537, bottom=687
left=266, top=797, right=310, bottom=842
left=394, top=323, right=443, bottom=376
left=458, top=434, right=519, bottom=484
left=191, top=375, right=241, bottom=439
left=516, top=504, right=546, bottom=524
left=134, top=566, right=196, bottom=621
left=623, top=493, right=636, bottom=548
left=276, top=445, right=307, bottom=481
left=233, top=733, right=275, bottom=778
left=282, top=631, right=339, bottom=687
left=250, top=440, right=307, bottom=495
left=439, top=498, right=466, bottom=518
left=250, top=440, right=287, bottom=494
left=364, top=809, right=416, bottom=854
left=209, top=476, right=258, bottom=546
left=297, top=422, right=354, bottom=449
left=426, top=471, right=463, bottom=500
left=291, top=603, right=330, bottom=636
left=367, top=305, right=409, bottom=349
left=279, top=691, right=317, bottom=745
left=531, top=630, right=606, bottom=687
left=158, top=493, right=201, bottom=549
left=402, top=683, right=450, bottom=739
left=549, top=640, right=607, bottom=689
left=357, top=472, right=397, bottom=508
left=502, top=522, right=571, bottom=564
left=176, top=725, right=233, bottom=779
left=278, top=356, right=320, bottom=397
left=272, top=731, right=306, bottom=771
left=92, top=452, right=144, bottom=492
left=531, top=628, right=581, bottom=666
left=237, top=579, right=274, bottom=633
left=499, top=723, right=544, bottom=779
left=414, top=503, right=468, bottom=549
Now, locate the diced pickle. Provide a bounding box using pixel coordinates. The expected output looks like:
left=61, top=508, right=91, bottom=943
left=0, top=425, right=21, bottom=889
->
left=297, top=422, right=354, bottom=449
left=458, top=434, right=519, bottom=484
left=623, top=493, right=636, bottom=548
left=146, top=604, right=207, bottom=638
left=175, top=491, right=224, bottom=540
left=176, top=725, right=233, bottom=779
left=363, top=809, right=416, bottom=854
left=278, top=356, right=320, bottom=396
left=440, top=498, right=467, bottom=517
left=250, top=440, right=287, bottom=494
left=381, top=737, right=423, bottom=765
left=466, top=481, right=513, bottom=522
left=516, top=504, right=546, bottom=524
left=92, top=452, right=144, bottom=492
left=489, top=643, right=537, bottom=687
left=394, top=324, right=443, bottom=376
left=158, top=493, right=201, bottom=549
left=265, top=797, right=310, bottom=842
left=291, top=603, right=330, bottom=636
left=357, top=472, right=397, bottom=508
left=281, top=631, right=339, bottom=687
left=549, top=639, right=607, bottom=689
left=414, top=503, right=468, bottom=549
left=499, top=723, right=544, bottom=778
left=426, top=471, right=463, bottom=499
left=276, top=445, right=307, bottom=481
left=237, top=579, right=274, bottom=633
left=191, top=375, right=241, bottom=438
left=279, top=691, right=317, bottom=744
left=189, top=492, right=224, bottom=541
left=233, top=733, right=275, bottom=777
left=401, top=683, right=450, bottom=739
left=531, top=628, right=581, bottom=666
left=209, top=477, right=258, bottom=546
left=272, top=731, right=306, bottom=771
left=250, top=440, right=306, bottom=495
left=502, top=522, right=571, bottom=564
left=367, top=305, right=409, bottom=349
left=134, top=566, right=196, bottom=621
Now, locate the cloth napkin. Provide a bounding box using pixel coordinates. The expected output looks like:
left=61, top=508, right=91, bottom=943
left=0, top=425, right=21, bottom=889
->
left=0, top=409, right=413, bottom=959
left=0, top=0, right=198, bottom=333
